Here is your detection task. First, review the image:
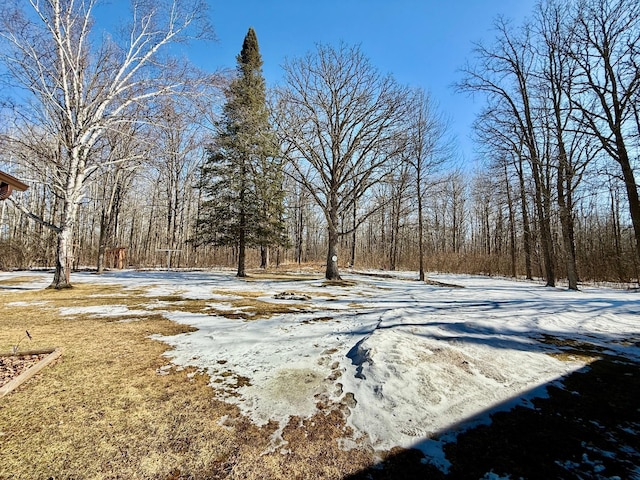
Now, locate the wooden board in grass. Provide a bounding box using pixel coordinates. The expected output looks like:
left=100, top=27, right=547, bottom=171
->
left=0, top=348, right=62, bottom=398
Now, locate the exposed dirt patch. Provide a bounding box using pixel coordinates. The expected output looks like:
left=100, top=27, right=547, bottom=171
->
left=216, top=298, right=313, bottom=320
left=154, top=294, right=187, bottom=303
left=424, top=278, right=465, bottom=289
left=349, top=271, right=465, bottom=289
left=302, top=316, right=335, bottom=324
left=350, top=271, right=396, bottom=279
left=273, top=291, right=312, bottom=300
left=539, top=333, right=608, bottom=359
left=322, top=279, right=358, bottom=287
left=148, top=292, right=314, bottom=320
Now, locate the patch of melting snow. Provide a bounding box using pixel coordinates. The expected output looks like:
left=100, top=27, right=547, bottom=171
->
left=6, top=301, right=50, bottom=307
left=58, top=305, right=150, bottom=317
left=154, top=275, right=586, bottom=456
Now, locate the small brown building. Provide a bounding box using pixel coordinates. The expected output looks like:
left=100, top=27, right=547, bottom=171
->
left=0, top=170, right=28, bottom=200
left=106, top=247, right=127, bottom=269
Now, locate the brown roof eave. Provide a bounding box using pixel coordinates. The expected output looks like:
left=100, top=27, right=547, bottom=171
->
left=0, top=170, right=29, bottom=191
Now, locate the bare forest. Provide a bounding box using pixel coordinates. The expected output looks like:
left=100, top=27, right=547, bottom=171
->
left=1, top=0, right=639, bottom=288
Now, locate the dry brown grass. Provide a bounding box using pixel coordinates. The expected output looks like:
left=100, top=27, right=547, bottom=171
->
left=243, top=270, right=323, bottom=281
left=0, top=276, right=46, bottom=285
left=322, top=279, right=358, bottom=288
left=0, top=278, right=373, bottom=479
left=149, top=293, right=314, bottom=320
left=538, top=334, right=607, bottom=361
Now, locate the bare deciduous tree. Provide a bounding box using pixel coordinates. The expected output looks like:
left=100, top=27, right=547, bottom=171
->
left=95, top=125, right=144, bottom=274
left=537, top=0, right=582, bottom=289
left=459, top=18, right=557, bottom=286
left=405, top=88, right=451, bottom=281
left=568, top=0, right=640, bottom=265
left=275, top=43, right=409, bottom=280
left=0, top=0, right=212, bottom=287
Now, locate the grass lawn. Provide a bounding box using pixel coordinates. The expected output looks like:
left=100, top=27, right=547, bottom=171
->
left=0, top=280, right=371, bottom=479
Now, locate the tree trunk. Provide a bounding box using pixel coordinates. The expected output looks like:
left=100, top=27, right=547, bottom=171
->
left=0, top=200, right=6, bottom=234
left=325, top=204, right=341, bottom=280
left=296, top=194, right=304, bottom=265
left=417, top=182, right=425, bottom=281
left=557, top=145, right=579, bottom=290
left=350, top=201, right=356, bottom=267
left=237, top=234, right=246, bottom=277
left=260, top=245, right=269, bottom=269
left=50, top=223, right=73, bottom=289
left=326, top=230, right=340, bottom=280
left=50, top=146, right=85, bottom=289
left=618, top=150, right=640, bottom=265
left=504, top=163, right=517, bottom=278
left=237, top=211, right=247, bottom=277
left=452, top=187, right=459, bottom=254
left=350, top=230, right=356, bottom=268
left=516, top=154, right=533, bottom=280
left=520, top=82, right=555, bottom=287
left=96, top=210, right=108, bottom=274
left=237, top=165, right=247, bottom=277
left=484, top=204, right=491, bottom=255
left=531, top=155, right=555, bottom=287
left=390, top=195, right=400, bottom=271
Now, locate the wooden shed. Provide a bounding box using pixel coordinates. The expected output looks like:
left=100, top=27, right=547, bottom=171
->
left=0, top=170, right=29, bottom=200
left=106, top=247, right=127, bottom=269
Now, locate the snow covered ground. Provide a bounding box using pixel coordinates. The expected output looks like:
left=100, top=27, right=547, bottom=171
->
left=3, top=268, right=639, bottom=470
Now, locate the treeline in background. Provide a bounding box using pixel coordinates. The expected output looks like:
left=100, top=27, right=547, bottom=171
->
left=0, top=0, right=638, bottom=287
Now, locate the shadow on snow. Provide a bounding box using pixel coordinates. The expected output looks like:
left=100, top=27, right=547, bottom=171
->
left=343, top=356, right=640, bottom=479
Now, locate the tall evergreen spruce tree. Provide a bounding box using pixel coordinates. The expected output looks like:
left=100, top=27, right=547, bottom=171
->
left=198, top=28, right=286, bottom=277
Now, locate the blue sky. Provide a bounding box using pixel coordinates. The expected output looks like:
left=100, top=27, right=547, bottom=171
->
left=195, top=1, right=537, bottom=164
left=94, top=1, right=537, bottom=163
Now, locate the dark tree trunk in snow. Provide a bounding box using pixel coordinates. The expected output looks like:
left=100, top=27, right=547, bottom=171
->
left=325, top=205, right=341, bottom=280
